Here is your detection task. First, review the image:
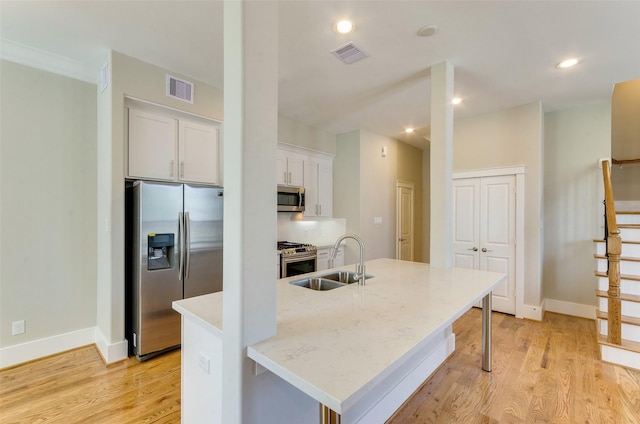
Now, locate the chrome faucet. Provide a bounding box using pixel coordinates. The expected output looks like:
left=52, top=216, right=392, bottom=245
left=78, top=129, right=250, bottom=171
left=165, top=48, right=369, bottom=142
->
left=330, top=233, right=366, bottom=285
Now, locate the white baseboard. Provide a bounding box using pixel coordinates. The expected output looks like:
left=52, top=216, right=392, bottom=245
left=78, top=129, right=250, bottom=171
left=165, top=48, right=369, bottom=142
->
left=600, top=344, right=640, bottom=371
left=0, top=327, right=95, bottom=369
left=544, top=298, right=596, bottom=320
left=95, top=327, right=129, bottom=364
left=0, top=327, right=129, bottom=369
left=518, top=303, right=544, bottom=321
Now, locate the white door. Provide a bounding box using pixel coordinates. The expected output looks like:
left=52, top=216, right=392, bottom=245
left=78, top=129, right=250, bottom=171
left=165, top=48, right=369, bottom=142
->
left=453, top=176, right=516, bottom=314
left=396, top=182, right=414, bottom=261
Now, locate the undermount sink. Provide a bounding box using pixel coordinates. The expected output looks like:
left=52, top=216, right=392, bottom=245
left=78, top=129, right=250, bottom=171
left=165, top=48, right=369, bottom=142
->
left=319, top=271, right=374, bottom=285
left=290, top=277, right=346, bottom=291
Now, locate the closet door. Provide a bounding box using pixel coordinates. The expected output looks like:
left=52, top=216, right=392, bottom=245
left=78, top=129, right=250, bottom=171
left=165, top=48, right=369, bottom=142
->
left=453, top=179, right=480, bottom=270
left=479, top=176, right=516, bottom=314
left=453, top=175, right=516, bottom=315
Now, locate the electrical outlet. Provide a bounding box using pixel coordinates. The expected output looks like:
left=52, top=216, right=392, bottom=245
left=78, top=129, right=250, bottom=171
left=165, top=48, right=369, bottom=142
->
left=12, top=320, right=25, bottom=336
left=198, top=352, right=210, bottom=374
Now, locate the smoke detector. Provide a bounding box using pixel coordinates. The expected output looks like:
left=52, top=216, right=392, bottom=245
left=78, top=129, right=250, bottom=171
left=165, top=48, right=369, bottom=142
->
left=331, top=42, right=369, bottom=64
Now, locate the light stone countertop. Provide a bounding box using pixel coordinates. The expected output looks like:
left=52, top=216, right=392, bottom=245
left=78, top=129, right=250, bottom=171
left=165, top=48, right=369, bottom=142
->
left=174, top=258, right=505, bottom=415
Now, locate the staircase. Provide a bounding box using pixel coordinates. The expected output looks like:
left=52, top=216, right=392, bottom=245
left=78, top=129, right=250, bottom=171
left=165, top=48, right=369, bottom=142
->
left=594, top=210, right=640, bottom=370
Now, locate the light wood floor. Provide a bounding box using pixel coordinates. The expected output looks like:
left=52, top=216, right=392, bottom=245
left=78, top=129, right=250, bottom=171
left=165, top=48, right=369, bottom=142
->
left=1, top=310, right=639, bottom=423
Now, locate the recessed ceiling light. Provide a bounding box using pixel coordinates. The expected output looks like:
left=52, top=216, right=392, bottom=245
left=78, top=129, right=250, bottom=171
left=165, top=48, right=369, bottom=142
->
left=556, top=58, right=580, bottom=69
left=335, top=20, right=355, bottom=34
left=405, top=128, right=414, bottom=134
left=452, top=97, right=462, bottom=105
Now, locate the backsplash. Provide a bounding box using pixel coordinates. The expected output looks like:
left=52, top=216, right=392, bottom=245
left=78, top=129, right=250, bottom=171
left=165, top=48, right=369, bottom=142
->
left=277, top=214, right=346, bottom=247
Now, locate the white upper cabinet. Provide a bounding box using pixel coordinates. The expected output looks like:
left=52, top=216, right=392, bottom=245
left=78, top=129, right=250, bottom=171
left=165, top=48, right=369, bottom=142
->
left=178, top=120, right=219, bottom=184
left=277, top=148, right=304, bottom=187
left=304, top=156, right=333, bottom=218
left=128, top=108, right=220, bottom=185
left=278, top=142, right=334, bottom=218
left=128, top=109, right=178, bottom=181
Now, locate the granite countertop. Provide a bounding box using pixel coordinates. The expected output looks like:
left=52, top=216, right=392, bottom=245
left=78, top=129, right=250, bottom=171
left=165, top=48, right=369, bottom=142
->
left=173, top=258, right=505, bottom=414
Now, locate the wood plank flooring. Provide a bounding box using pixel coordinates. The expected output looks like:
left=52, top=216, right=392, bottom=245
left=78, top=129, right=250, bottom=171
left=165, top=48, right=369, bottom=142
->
left=388, top=309, right=640, bottom=423
left=0, top=347, right=181, bottom=423
left=1, top=310, right=639, bottom=423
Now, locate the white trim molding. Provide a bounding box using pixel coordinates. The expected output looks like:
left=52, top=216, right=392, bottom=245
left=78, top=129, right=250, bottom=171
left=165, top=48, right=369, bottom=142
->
left=0, top=327, right=129, bottom=369
left=95, top=328, right=129, bottom=364
left=1, top=38, right=98, bottom=84
left=544, top=298, right=597, bottom=320
left=0, top=327, right=95, bottom=369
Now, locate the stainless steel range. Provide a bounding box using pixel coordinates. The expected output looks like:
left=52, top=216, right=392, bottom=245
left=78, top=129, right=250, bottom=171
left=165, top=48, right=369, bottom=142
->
left=278, top=241, right=317, bottom=278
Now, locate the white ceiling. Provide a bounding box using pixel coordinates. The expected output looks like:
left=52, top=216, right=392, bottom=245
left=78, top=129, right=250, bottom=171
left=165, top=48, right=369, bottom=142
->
left=2, top=1, right=639, bottom=149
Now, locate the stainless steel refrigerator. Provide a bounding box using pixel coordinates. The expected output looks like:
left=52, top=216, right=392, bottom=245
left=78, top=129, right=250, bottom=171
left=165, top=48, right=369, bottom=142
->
left=127, top=180, right=223, bottom=360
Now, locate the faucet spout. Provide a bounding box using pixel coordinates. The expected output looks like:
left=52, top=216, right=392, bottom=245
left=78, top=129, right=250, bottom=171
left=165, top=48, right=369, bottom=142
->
left=331, top=233, right=366, bottom=285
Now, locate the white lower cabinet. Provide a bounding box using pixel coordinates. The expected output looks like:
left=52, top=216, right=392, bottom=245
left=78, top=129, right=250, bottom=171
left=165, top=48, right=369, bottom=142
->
left=317, top=246, right=344, bottom=271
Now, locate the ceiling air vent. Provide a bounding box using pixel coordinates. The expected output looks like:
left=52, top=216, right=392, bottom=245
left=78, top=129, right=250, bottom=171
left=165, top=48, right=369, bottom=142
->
left=331, top=42, right=369, bottom=64
left=166, top=74, right=194, bottom=104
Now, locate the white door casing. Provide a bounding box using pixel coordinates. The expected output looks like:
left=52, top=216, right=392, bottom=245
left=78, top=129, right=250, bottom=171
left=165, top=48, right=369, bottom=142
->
left=453, top=175, right=517, bottom=315
left=396, top=181, right=414, bottom=261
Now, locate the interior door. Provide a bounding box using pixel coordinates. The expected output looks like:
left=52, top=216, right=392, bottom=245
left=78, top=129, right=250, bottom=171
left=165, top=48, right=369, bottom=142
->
left=480, top=176, right=516, bottom=314
left=453, top=176, right=516, bottom=315
left=453, top=179, right=480, bottom=270
left=396, top=182, right=414, bottom=261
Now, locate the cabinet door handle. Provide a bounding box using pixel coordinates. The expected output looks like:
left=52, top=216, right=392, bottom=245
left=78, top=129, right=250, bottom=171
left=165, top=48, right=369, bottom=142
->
left=481, top=247, right=492, bottom=253
left=467, top=247, right=478, bottom=251
left=284, top=171, right=287, bottom=183
left=170, top=160, right=175, bottom=177
left=288, top=171, right=292, bottom=184
left=180, top=161, right=185, bottom=178
left=319, top=204, right=321, bottom=215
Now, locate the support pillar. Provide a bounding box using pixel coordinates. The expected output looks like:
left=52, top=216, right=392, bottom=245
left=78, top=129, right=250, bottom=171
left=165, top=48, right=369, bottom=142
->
left=429, top=61, right=454, bottom=268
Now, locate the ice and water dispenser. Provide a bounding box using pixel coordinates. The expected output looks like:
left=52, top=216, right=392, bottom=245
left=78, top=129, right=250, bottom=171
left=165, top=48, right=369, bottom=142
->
left=147, top=233, right=174, bottom=270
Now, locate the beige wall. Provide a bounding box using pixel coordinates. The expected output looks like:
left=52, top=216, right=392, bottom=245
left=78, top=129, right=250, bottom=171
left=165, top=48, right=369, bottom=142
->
left=335, top=129, right=423, bottom=265
left=543, top=101, right=611, bottom=306
left=278, top=115, right=336, bottom=154
left=0, top=60, right=97, bottom=347
left=96, top=51, right=224, bottom=348
left=453, top=102, right=543, bottom=307
left=611, top=78, right=640, bottom=200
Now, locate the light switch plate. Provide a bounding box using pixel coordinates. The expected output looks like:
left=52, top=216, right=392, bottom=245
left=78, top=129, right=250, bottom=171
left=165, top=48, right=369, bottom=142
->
left=374, top=217, right=383, bottom=224
left=12, top=320, right=25, bottom=335
left=198, top=352, right=210, bottom=374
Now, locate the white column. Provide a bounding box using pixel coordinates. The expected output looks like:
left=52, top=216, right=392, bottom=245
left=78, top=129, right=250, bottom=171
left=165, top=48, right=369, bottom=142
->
left=429, top=61, right=454, bottom=268
left=222, top=1, right=278, bottom=422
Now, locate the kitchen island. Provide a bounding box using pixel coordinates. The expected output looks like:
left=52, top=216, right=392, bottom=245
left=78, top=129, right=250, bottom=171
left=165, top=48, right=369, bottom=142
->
left=173, top=258, right=505, bottom=423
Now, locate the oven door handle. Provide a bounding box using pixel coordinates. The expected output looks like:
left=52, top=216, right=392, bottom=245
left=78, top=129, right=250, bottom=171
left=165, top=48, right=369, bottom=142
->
left=282, top=253, right=317, bottom=264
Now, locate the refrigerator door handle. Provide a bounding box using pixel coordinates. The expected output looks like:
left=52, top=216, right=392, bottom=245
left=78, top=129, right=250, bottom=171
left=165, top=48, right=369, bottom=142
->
left=185, top=211, right=191, bottom=279
left=178, top=211, right=184, bottom=280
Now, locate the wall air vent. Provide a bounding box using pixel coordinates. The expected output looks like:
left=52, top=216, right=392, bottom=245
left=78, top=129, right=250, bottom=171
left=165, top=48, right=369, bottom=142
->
left=166, top=74, right=194, bottom=104
left=331, top=42, right=369, bottom=64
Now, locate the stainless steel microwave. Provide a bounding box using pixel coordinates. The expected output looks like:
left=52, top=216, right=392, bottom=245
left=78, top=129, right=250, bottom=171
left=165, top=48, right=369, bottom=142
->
left=277, top=185, right=305, bottom=212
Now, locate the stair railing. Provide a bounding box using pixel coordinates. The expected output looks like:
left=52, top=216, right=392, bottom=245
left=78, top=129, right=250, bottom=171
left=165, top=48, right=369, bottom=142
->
left=602, top=159, right=622, bottom=345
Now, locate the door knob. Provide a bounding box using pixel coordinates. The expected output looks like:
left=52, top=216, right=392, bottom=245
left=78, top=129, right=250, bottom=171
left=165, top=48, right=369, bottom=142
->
left=399, top=238, right=406, bottom=242
left=481, top=247, right=492, bottom=253
left=467, top=247, right=478, bottom=251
